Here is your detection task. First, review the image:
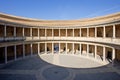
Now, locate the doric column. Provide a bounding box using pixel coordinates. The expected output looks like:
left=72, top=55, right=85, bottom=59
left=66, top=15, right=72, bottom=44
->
left=103, top=26, right=106, bottom=38
left=14, top=27, right=16, bottom=37
left=113, top=25, right=116, bottom=38
left=4, top=25, right=6, bottom=37
left=73, top=43, right=74, bottom=54
left=45, top=42, right=47, bottom=54
left=95, top=27, right=97, bottom=37
left=14, top=45, right=16, bottom=61
left=52, top=42, right=54, bottom=54
left=87, top=28, right=89, bottom=37
left=80, top=28, right=81, bottom=37
left=95, top=45, right=97, bottom=59
left=112, top=48, right=115, bottom=65
left=103, top=46, right=106, bottom=62
left=5, top=46, right=7, bottom=64
left=22, top=28, right=24, bottom=37
left=23, top=44, right=25, bottom=58
left=30, top=43, right=33, bottom=56
left=66, top=43, right=67, bottom=54
left=79, top=43, right=81, bottom=55
left=87, top=44, right=89, bottom=57
left=59, top=42, right=60, bottom=54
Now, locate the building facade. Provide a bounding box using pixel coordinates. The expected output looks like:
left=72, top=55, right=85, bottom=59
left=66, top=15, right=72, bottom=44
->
left=0, top=12, right=120, bottom=66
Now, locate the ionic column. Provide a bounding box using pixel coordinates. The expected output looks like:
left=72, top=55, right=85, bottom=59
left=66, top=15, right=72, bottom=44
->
left=95, top=45, right=97, bottom=59
left=4, top=25, right=6, bottom=37
left=59, top=28, right=60, bottom=37
left=45, top=29, right=47, bottom=37
left=95, top=27, right=97, bottom=37
left=5, top=46, right=7, bottom=64
left=112, top=48, right=115, bottom=65
left=22, top=28, right=24, bottom=37
left=113, top=25, right=116, bottom=38
left=66, top=28, right=67, bottom=37
left=30, top=43, right=33, bottom=56
left=14, top=45, right=16, bottom=61
left=87, top=28, right=89, bottom=37
left=38, top=28, right=40, bottom=39
left=23, top=44, right=25, bottom=58
left=52, top=28, right=54, bottom=37
left=30, top=28, right=32, bottom=37
left=14, top=27, right=16, bottom=37
left=80, top=28, right=81, bottom=37
left=73, top=28, right=74, bottom=37
left=103, top=26, right=106, bottom=38
left=103, top=46, right=106, bottom=62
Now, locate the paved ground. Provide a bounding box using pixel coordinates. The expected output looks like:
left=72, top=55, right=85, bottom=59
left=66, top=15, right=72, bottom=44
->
left=0, top=54, right=120, bottom=80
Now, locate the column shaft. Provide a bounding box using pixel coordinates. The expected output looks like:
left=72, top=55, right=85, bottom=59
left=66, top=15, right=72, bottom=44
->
left=95, top=45, right=97, bottom=59
left=103, top=26, right=106, bottom=38
left=4, top=25, right=6, bottom=37
left=5, top=46, right=7, bottom=64
left=14, top=45, right=16, bottom=60
left=113, top=25, right=116, bottom=38
left=103, top=46, right=106, bottom=62
left=112, top=48, right=115, bottom=65
left=30, top=43, right=33, bottom=56
left=23, top=44, right=25, bottom=58
left=14, top=27, right=16, bottom=37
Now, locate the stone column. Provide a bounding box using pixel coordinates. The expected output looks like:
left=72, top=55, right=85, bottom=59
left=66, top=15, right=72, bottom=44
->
left=72, top=43, right=74, bottom=54
left=45, top=42, right=47, bottom=54
left=112, top=48, right=115, bottom=65
left=103, top=46, right=106, bottom=62
left=22, top=28, right=24, bottom=37
left=52, top=28, right=54, bottom=37
left=66, top=28, right=67, bottom=37
left=87, top=28, right=89, bottom=37
left=73, top=28, right=74, bottom=37
left=80, top=28, right=81, bottom=37
left=59, top=28, right=60, bottom=37
left=38, top=43, right=40, bottom=55
left=4, top=25, right=6, bottom=37
left=38, top=28, right=40, bottom=39
left=87, top=44, right=89, bottom=57
left=103, top=26, right=106, bottom=38
left=14, top=45, right=16, bottom=61
left=95, top=45, right=97, bottom=59
left=52, top=42, right=54, bottom=54
left=113, top=25, right=116, bottom=38
left=23, top=44, right=25, bottom=58
left=66, top=43, right=67, bottom=54
left=30, top=28, right=32, bottom=38
left=45, top=29, right=47, bottom=37
left=30, top=43, right=33, bottom=56
left=5, top=46, right=7, bottom=64
left=14, top=27, right=16, bottom=37
left=95, top=27, right=97, bottom=37
left=79, top=43, right=81, bottom=55
left=59, top=42, right=60, bottom=54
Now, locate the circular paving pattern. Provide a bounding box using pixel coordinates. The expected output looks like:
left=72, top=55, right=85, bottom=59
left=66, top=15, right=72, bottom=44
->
left=39, top=65, right=73, bottom=80
left=42, top=66, right=69, bottom=80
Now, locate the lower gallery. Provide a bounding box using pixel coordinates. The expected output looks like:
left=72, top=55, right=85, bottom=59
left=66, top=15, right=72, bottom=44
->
left=0, top=12, right=120, bottom=80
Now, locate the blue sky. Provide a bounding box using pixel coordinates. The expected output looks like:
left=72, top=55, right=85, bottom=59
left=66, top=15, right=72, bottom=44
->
left=0, top=0, right=120, bottom=20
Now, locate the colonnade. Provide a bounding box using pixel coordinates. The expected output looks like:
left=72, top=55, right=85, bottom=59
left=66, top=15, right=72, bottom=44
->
left=0, top=41, right=119, bottom=65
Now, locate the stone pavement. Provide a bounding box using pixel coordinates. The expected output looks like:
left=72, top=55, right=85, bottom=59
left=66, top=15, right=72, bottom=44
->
left=0, top=54, right=120, bottom=80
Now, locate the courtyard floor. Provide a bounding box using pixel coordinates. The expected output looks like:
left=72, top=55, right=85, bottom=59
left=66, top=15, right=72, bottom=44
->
left=0, top=54, right=120, bottom=80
